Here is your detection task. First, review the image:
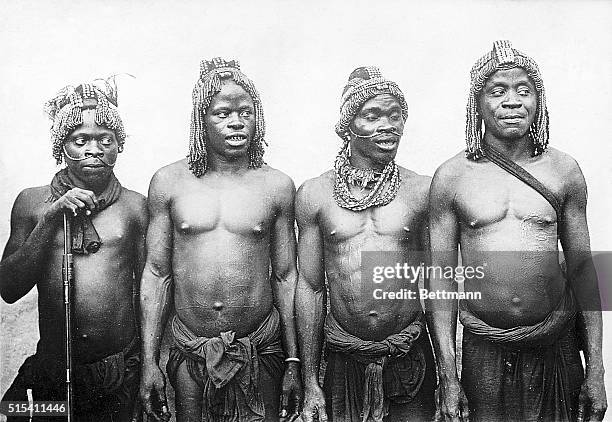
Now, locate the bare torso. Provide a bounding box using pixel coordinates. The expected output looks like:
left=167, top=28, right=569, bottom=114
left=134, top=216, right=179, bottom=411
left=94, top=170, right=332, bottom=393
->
left=450, top=149, right=567, bottom=327
left=28, top=186, right=145, bottom=362
left=165, top=161, right=285, bottom=338
left=314, top=168, right=430, bottom=340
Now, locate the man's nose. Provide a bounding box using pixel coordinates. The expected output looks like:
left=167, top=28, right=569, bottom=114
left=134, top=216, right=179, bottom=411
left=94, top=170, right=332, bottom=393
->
left=502, top=91, right=522, bottom=109
left=228, top=113, right=245, bottom=129
left=377, top=116, right=395, bottom=132
left=84, top=140, right=103, bottom=157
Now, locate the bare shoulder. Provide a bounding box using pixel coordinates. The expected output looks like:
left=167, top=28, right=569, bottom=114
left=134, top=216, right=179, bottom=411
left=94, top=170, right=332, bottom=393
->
left=398, top=166, right=432, bottom=198
left=543, top=148, right=587, bottom=199
left=15, top=185, right=51, bottom=204
left=297, top=170, right=333, bottom=205
left=431, top=150, right=469, bottom=188
left=119, top=187, right=147, bottom=214
left=153, top=158, right=191, bottom=179
left=434, top=150, right=469, bottom=176
left=544, top=147, right=584, bottom=180
left=12, top=185, right=51, bottom=219
left=260, top=165, right=296, bottom=194
left=149, top=159, right=190, bottom=193
left=296, top=170, right=333, bottom=221
left=3, top=186, right=51, bottom=230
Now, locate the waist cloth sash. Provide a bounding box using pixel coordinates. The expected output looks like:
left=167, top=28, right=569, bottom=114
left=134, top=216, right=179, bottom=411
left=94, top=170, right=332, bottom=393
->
left=459, top=288, right=582, bottom=421
left=459, top=286, right=577, bottom=347
left=166, top=308, right=284, bottom=422
left=323, top=312, right=427, bottom=422
left=2, top=336, right=140, bottom=416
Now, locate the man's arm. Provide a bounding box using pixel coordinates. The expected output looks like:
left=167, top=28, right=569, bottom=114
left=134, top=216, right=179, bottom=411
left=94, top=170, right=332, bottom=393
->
left=139, top=170, right=174, bottom=421
left=426, top=163, right=469, bottom=422
left=295, top=180, right=328, bottom=422
left=417, top=176, right=432, bottom=263
left=0, top=187, right=98, bottom=303
left=558, top=160, right=607, bottom=421
left=131, top=194, right=149, bottom=333
left=269, top=174, right=302, bottom=418
left=133, top=194, right=149, bottom=283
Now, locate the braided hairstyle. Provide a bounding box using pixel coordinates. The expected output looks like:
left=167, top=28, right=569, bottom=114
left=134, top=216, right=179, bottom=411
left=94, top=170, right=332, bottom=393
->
left=188, top=57, right=266, bottom=177
left=466, top=40, right=549, bottom=160
left=44, top=78, right=126, bottom=165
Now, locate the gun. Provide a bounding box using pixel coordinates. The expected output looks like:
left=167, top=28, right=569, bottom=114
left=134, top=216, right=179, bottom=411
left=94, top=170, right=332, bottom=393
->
left=62, top=212, right=74, bottom=421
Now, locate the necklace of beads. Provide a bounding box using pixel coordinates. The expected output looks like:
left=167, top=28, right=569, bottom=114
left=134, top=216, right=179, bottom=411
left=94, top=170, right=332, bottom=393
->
left=333, top=146, right=401, bottom=211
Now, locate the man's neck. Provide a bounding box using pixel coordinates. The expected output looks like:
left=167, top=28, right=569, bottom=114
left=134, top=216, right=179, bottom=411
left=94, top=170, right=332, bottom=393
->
left=348, top=154, right=389, bottom=172
left=65, top=169, right=111, bottom=195
left=206, top=154, right=250, bottom=174
left=483, top=133, right=533, bottom=162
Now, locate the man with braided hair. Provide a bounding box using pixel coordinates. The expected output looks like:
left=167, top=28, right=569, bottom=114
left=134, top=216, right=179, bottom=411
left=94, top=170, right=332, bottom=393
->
left=428, top=40, right=607, bottom=421
left=0, top=80, right=148, bottom=421
left=296, top=66, right=436, bottom=422
left=139, top=58, right=302, bottom=422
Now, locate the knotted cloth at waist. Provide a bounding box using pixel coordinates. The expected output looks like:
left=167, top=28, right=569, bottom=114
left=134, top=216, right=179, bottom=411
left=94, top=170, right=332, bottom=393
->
left=167, top=308, right=284, bottom=422
left=324, top=312, right=426, bottom=422
left=459, top=286, right=577, bottom=347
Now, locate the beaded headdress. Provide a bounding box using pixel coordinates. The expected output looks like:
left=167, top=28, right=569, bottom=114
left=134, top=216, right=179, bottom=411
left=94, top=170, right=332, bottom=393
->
left=335, top=66, right=408, bottom=142
left=188, top=57, right=266, bottom=177
left=333, top=66, right=405, bottom=211
left=44, top=77, right=126, bottom=165
left=466, top=40, right=549, bottom=160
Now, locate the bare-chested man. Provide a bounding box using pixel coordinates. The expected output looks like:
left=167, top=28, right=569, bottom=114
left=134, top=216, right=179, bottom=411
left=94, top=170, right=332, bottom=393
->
left=139, top=58, right=302, bottom=422
left=428, top=40, right=607, bottom=422
left=0, top=81, right=147, bottom=421
left=296, top=67, right=436, bottom=422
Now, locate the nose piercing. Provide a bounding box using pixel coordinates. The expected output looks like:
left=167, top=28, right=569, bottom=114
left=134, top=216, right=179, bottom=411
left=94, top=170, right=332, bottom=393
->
left=348, top=127, right=403, bottom=139
left=62, top=145, right=117, bottom=167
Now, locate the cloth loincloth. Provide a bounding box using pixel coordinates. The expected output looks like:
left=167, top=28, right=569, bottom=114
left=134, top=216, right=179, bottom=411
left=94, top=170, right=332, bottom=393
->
left=166, top=308, right=284, bottom=422
left=323, top=312, right=434, bottom=422
left=460, top=288, right=584, bottom=421
left=1, top=336, right=140, bottom=421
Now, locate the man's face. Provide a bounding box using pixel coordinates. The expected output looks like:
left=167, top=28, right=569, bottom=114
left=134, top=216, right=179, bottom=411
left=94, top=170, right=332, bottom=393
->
left=204, top=81, right=256, bottom=161
left=63, top=109, right=118, bottom=183
left=478, top=67, right=537, bottom=142
left=349, top=93, right=404, bottom=166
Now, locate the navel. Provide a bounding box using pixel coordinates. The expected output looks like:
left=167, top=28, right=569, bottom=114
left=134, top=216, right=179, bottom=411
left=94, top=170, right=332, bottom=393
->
left=330, top=230, right=336, bottom=236
left=212, top=301, right=224, bottom=312
left=403, top=226, right=410, bottom=233
left=511, top=297, right=521, bottom=305
left=368, top=310, right=378, bottom=317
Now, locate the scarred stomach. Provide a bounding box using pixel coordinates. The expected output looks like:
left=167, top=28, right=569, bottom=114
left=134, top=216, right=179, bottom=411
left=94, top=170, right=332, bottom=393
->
left=326, top=253, right=423, bottom=342
left=37, top=251, right=136, bottom=363
left=460, top=236, right=565, bottom=328
left=172, top=236, right=274, bottom=338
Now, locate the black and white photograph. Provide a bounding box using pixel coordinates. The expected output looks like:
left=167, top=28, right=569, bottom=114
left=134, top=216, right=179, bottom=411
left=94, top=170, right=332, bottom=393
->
left=1, top=1, right=611, bottom=421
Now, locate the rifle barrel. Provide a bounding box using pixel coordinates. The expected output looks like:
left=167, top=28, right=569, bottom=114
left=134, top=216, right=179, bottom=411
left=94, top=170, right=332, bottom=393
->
left=62, top=213, right=74, bottom=422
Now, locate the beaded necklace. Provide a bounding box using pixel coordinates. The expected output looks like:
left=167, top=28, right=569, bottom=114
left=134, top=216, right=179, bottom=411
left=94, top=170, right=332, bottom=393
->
left=333, top=144, right=401, bottom=211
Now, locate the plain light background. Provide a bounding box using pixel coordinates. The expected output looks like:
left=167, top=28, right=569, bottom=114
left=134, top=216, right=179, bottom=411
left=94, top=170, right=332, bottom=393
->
left=1, top=0, right=611, bottom=412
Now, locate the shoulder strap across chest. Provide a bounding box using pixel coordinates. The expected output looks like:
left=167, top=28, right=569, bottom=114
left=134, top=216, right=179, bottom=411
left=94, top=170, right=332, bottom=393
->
left=482, top=143, right=563, bottom=223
